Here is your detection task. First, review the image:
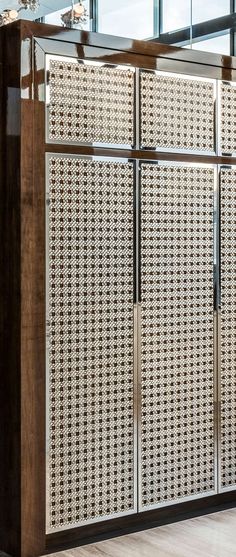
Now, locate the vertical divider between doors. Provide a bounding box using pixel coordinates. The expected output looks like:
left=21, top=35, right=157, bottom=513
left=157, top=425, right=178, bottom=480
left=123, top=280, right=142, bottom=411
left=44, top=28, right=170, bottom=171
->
left=133, top=157, right=140, bottom=514
left=215, top=79, right=221, bottom=493
left=134, top=67, right=142, bottom=512
left=217, top=164, right=222, bottom=493
left=135, top=158, right=142, bottom=513
left=133, top=157, right=139, bottom=514
left=214, top=164, right=221, bottom=494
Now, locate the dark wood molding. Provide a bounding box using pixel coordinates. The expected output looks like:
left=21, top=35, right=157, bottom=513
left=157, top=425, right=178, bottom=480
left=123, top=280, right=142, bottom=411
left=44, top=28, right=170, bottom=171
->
left=32, top=37, right=236, bottom=81
left=2, top=18, right=236, bottom=70
left=19, top=19, right=236, bottom=70
left=45, top=143, right=236, bottom=166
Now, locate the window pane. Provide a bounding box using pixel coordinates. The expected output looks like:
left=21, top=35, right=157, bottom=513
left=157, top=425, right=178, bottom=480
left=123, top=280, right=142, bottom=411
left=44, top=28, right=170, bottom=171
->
left=162, top=0, right=191, bottom=32
left=98, top=0, right=154, bottom=39
left=192, top=0, right=230, bottom=24
left=192, top=33, right=230, bottom=55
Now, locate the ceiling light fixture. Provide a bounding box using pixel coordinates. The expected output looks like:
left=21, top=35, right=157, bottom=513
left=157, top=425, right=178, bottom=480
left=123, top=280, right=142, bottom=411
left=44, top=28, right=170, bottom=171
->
left=19, top=0, right=40, bottom=12
left=0, top=0, right=40, bottom=26
left=0, top=0, right=87, bottom=28
left=61, top=1, right=87, bottom=28
left=0, top=8, right=19, bottom=26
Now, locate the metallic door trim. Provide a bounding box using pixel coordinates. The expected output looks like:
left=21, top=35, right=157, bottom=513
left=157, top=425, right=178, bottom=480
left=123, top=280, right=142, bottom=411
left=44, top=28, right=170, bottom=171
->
left=214, top=164, right=220, bottom=494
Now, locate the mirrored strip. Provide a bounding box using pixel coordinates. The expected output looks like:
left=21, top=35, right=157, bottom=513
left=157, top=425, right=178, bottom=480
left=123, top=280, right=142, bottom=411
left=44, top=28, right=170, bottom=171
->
left=214, top=165, right=221, bottom=493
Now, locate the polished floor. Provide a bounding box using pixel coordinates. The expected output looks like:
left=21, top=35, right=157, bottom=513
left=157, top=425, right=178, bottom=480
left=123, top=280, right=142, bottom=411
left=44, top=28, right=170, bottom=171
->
left=48, top=508, right=236, bottom=557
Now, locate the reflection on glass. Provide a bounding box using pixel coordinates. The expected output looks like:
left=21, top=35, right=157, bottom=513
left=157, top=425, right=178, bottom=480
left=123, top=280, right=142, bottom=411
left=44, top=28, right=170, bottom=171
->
left=98, top=0, right=154, bottom=39
left=44, top=0, right=90, bottom=29
left=192, top=33, right=230, bottom=55
left=192, top=0, right=230, bottom=24
left=162, top=0, right=191, bottom=32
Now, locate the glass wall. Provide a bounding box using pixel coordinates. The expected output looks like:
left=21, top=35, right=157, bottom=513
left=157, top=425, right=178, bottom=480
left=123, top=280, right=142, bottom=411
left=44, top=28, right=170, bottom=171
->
left=161, top=0, right=191, bottom=32
left=192, top=0, right=230, bottom=25
left=161, top=0, right=230, bottom=31
left=164, top=0, right=233, bottom=56
left=97, top=0, right=154, bottom=39
left=39, top=0, right=235, bottom=56
left=192, top=33, right=230, bottom=55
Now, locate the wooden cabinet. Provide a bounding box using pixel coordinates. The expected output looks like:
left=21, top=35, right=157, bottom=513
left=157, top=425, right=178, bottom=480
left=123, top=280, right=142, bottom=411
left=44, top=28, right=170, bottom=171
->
left=0, top=20, right=236, bottom=557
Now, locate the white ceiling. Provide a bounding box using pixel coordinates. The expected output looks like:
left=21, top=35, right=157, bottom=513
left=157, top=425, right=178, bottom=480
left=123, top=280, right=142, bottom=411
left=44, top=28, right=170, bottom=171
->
left=0, top=0, right=71, bottom=20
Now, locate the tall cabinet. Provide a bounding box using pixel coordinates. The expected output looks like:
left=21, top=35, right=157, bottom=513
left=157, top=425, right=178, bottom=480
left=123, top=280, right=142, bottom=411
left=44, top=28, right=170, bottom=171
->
left=0, top=20, right=236, bottom=557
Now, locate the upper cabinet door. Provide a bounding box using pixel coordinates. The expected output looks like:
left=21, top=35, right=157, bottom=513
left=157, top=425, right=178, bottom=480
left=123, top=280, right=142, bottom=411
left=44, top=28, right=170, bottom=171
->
left=46, top=57, right=135, bottom=148
left=140, top=71, right=215, bottom=154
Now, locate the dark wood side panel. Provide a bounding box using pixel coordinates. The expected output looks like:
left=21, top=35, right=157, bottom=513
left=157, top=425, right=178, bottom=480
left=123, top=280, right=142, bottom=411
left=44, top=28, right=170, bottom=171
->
left=0, top=25, right=46, bottom=557
left=0, top=23, right=22, bottom=556
left=20, top=96, right=46, bottom=557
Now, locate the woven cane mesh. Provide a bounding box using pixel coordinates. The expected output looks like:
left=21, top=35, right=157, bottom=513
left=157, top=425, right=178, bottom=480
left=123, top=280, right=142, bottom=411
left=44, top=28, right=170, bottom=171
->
left=221, top=82, right=236, bottom=155
left=47, top=58, right=134, bottom=146
left=140, top=72, right=215, bottom=152
left=47, top=156, right=135, bottom=529
left=140, top=163, right=215, bottom=508
left=220, top=167, right=236, bottom=489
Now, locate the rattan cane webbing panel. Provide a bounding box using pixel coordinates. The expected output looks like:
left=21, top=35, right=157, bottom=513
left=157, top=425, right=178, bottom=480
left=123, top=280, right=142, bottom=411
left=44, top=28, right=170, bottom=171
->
left=220, top=167, right=236, bottom=489
left=47, top=58, right=134, bottom=146
left=140, top=72, right=215, bottom=152
left=47, top=156, right=135, bottom=531
left=221, top=82, right=236, bottom=155
left=140, top=163, right=215, bottom=508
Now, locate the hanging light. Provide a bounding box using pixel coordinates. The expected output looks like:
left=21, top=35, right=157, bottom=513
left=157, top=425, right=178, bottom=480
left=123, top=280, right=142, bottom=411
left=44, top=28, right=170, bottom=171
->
left=19, top=0, right=40, bottom=12
left=61, top=1, right=87, bottom=28
left=0, top=9, right=19, bottom=26
left=0, top=0, right=40, bottom=24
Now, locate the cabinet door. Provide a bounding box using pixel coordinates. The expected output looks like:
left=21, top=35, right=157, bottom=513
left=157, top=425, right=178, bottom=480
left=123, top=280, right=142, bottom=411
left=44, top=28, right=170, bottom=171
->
left=140, top=71, right=215, bottom=153
left=46, top=56, right=134, bottom=148
left=139, top=162, right=216, bottom=510
left=220, top=166, right=236, bottom=491
left=46, top=155, right=136, bottom=532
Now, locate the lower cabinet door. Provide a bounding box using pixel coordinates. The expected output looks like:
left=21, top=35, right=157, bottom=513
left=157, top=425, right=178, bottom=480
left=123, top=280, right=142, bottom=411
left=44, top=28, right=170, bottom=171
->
left=46, top=155, right=136, bottom=532
left=220, top=166, right=236, bottom=492
left=139, top=162, right=217, bottom=510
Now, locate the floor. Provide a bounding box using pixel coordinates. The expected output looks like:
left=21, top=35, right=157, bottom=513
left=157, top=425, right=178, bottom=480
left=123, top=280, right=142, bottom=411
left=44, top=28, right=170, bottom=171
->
left=48, top=508, right=236, bottom=557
